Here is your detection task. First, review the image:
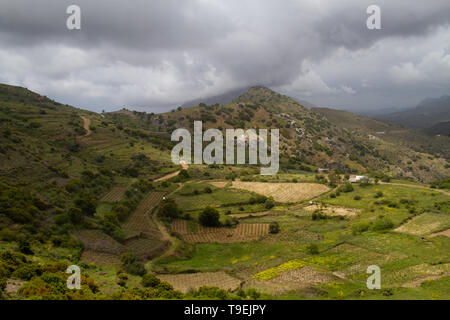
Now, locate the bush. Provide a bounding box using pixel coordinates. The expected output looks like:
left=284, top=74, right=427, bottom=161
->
left=249, top=195, right=267, bottom=204
left=264, top=199, right=275, bottom=209
left=141, top=273, right=161, bottom=288
left=339, top=183, right=354, bottom=193
left=158, top=199, right=180, bottom=220
left=269, top=222, right=280, bottom=234
left=204, top=186, right=212, bottom=194
left=374, top=191, right=383, bottom=198
left=67, top=207, right=83, bottom=224
left=199, top=207, right=221, bottom=227
left=306, top=244, right=319, bottom=255
left=121, top=253, right=146, bottom=276
left=371, top=217, right=394, bottom=231
left=74, top=195, right=97, bottom=216
left=18, top=239, right=33, bottom=255
left=179, top=169, right=190, bottom=179
left=351, top=222, right=370, bottom=234
left=354, top=195, right=362, bottom=200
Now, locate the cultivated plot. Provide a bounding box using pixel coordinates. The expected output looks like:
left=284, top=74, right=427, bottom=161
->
left=100, top=186, right=128, bottom=202
left=230, top=181, right=330, bottom=203
left=171, top=220, right=269, bottom=243
left=157, top=271, right=242, bottom=293
left=394, top=213, right=450, bottom=236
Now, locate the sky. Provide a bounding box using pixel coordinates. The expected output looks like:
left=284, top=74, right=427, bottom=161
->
left=0, top=0, right=449, bottom=113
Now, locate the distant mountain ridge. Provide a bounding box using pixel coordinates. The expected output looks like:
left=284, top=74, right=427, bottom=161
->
left=376, top=94, right=450, bottom=133
left=180, top=86, right=252, bottom=109
left=181, top=85, right=317, bottom=110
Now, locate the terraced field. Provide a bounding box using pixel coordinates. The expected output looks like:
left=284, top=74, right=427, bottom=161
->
left=80, top=250, right=122, bottom=266
left=123, top=192, right=165, bottom=233
left=101, top=186, right=128, bottom=202
left=73, top=192, right=170, bottom=264
left=230, top=181, right=330, bottom=202
left=173, top=182, right=254, bottom=211
left=394, top=213, right=450, bottom=236
left=157, top=271, right=242, bottom=293
left=171, top=220, right=269, bottom=243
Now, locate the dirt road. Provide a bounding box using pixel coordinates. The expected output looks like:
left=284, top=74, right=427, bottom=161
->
left=154, top=161, right=189, bottom=182
left=80, top=116, right=92, bottom=137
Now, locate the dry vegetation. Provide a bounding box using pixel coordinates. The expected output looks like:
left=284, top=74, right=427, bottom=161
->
left=303, top=204, right=361, bottom=217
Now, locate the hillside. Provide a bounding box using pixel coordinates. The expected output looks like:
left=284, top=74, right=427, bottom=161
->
left=377, top=95, right=450, bottom=131
left=1, top=83, right=449, bottom=300
left=124, top=86, right=449, bottom=182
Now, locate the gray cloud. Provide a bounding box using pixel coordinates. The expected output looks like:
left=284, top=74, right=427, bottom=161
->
left=0, top=0, right=449, bottom=112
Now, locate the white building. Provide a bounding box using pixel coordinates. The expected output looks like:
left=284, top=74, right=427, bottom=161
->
left=349, top=175, right=369, bottom=183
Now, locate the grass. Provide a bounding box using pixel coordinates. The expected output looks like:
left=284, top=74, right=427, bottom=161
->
left=173, top=181, right=255, bottom=211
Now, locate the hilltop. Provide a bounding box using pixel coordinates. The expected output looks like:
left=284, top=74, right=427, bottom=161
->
left=118, top=86, right=450, bottom=182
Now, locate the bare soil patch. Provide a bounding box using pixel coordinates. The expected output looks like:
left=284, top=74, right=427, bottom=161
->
left=208, top=181, right=229, bottom=188
left=303, top=204, right=361, bottom=217
left=429, top=229, right=450, bottom=238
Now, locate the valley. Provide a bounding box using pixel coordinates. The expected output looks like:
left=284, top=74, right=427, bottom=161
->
left=0, top=83, right=449, bottom=300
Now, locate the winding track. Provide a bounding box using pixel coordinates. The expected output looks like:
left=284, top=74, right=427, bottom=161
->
left=80, top=116, right=92, bottom=137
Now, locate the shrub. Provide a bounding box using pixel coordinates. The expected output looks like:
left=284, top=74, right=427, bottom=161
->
left=141, top=273, right=161, bottom=288
left=354, top=195, right=362, bottom=200
left=306, top=244, right=319, bottom=255
left=269, top=222, right=280, bottom=234
left=158, top=199, right=180, bottom=220
left=199, top=207, right=221, bottom=227
left=264, top=199, right=275, bottom=209
left=339, top=183, right=354, bottom=193
left=374, top=191, right=383, bottom=198
left=117, top=273, right=128, bottom=287
left=74, top=195, right=97, bottom=216
left=121, top=253, right=146, bottom=276
left=204, top=186, right=212, bottom=193
left=351, top=222, right=370, bottom=234
left=18, top=239, right=33, bottom=255
left=179, top=169, right=190, bottom=178
left=371, top=217, right=394, bottom=231
left=67, top=207, right=83, bottom=224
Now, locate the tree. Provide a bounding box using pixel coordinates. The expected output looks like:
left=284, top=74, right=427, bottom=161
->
left=74, top=195, right=97, bottom=216
left=158, top=199, right=180, bottom=220
left=269, top=222, right=280, bottom=234
left=67, top=207, right=83, bottom=224
left=141, top=273, right=161, bottom=288
left=264, top=198, right=275, bottom=209
left=199, top=207, right=220, bottom=227
left=306, top=243, right=319, bottom=255
left=18, top=239, right=33, bottom=255
left=121, top=253, right=146, bottom=276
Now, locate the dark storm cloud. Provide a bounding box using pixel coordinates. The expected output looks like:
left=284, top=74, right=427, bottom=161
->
left=0, top=0, right=449, bottom=112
